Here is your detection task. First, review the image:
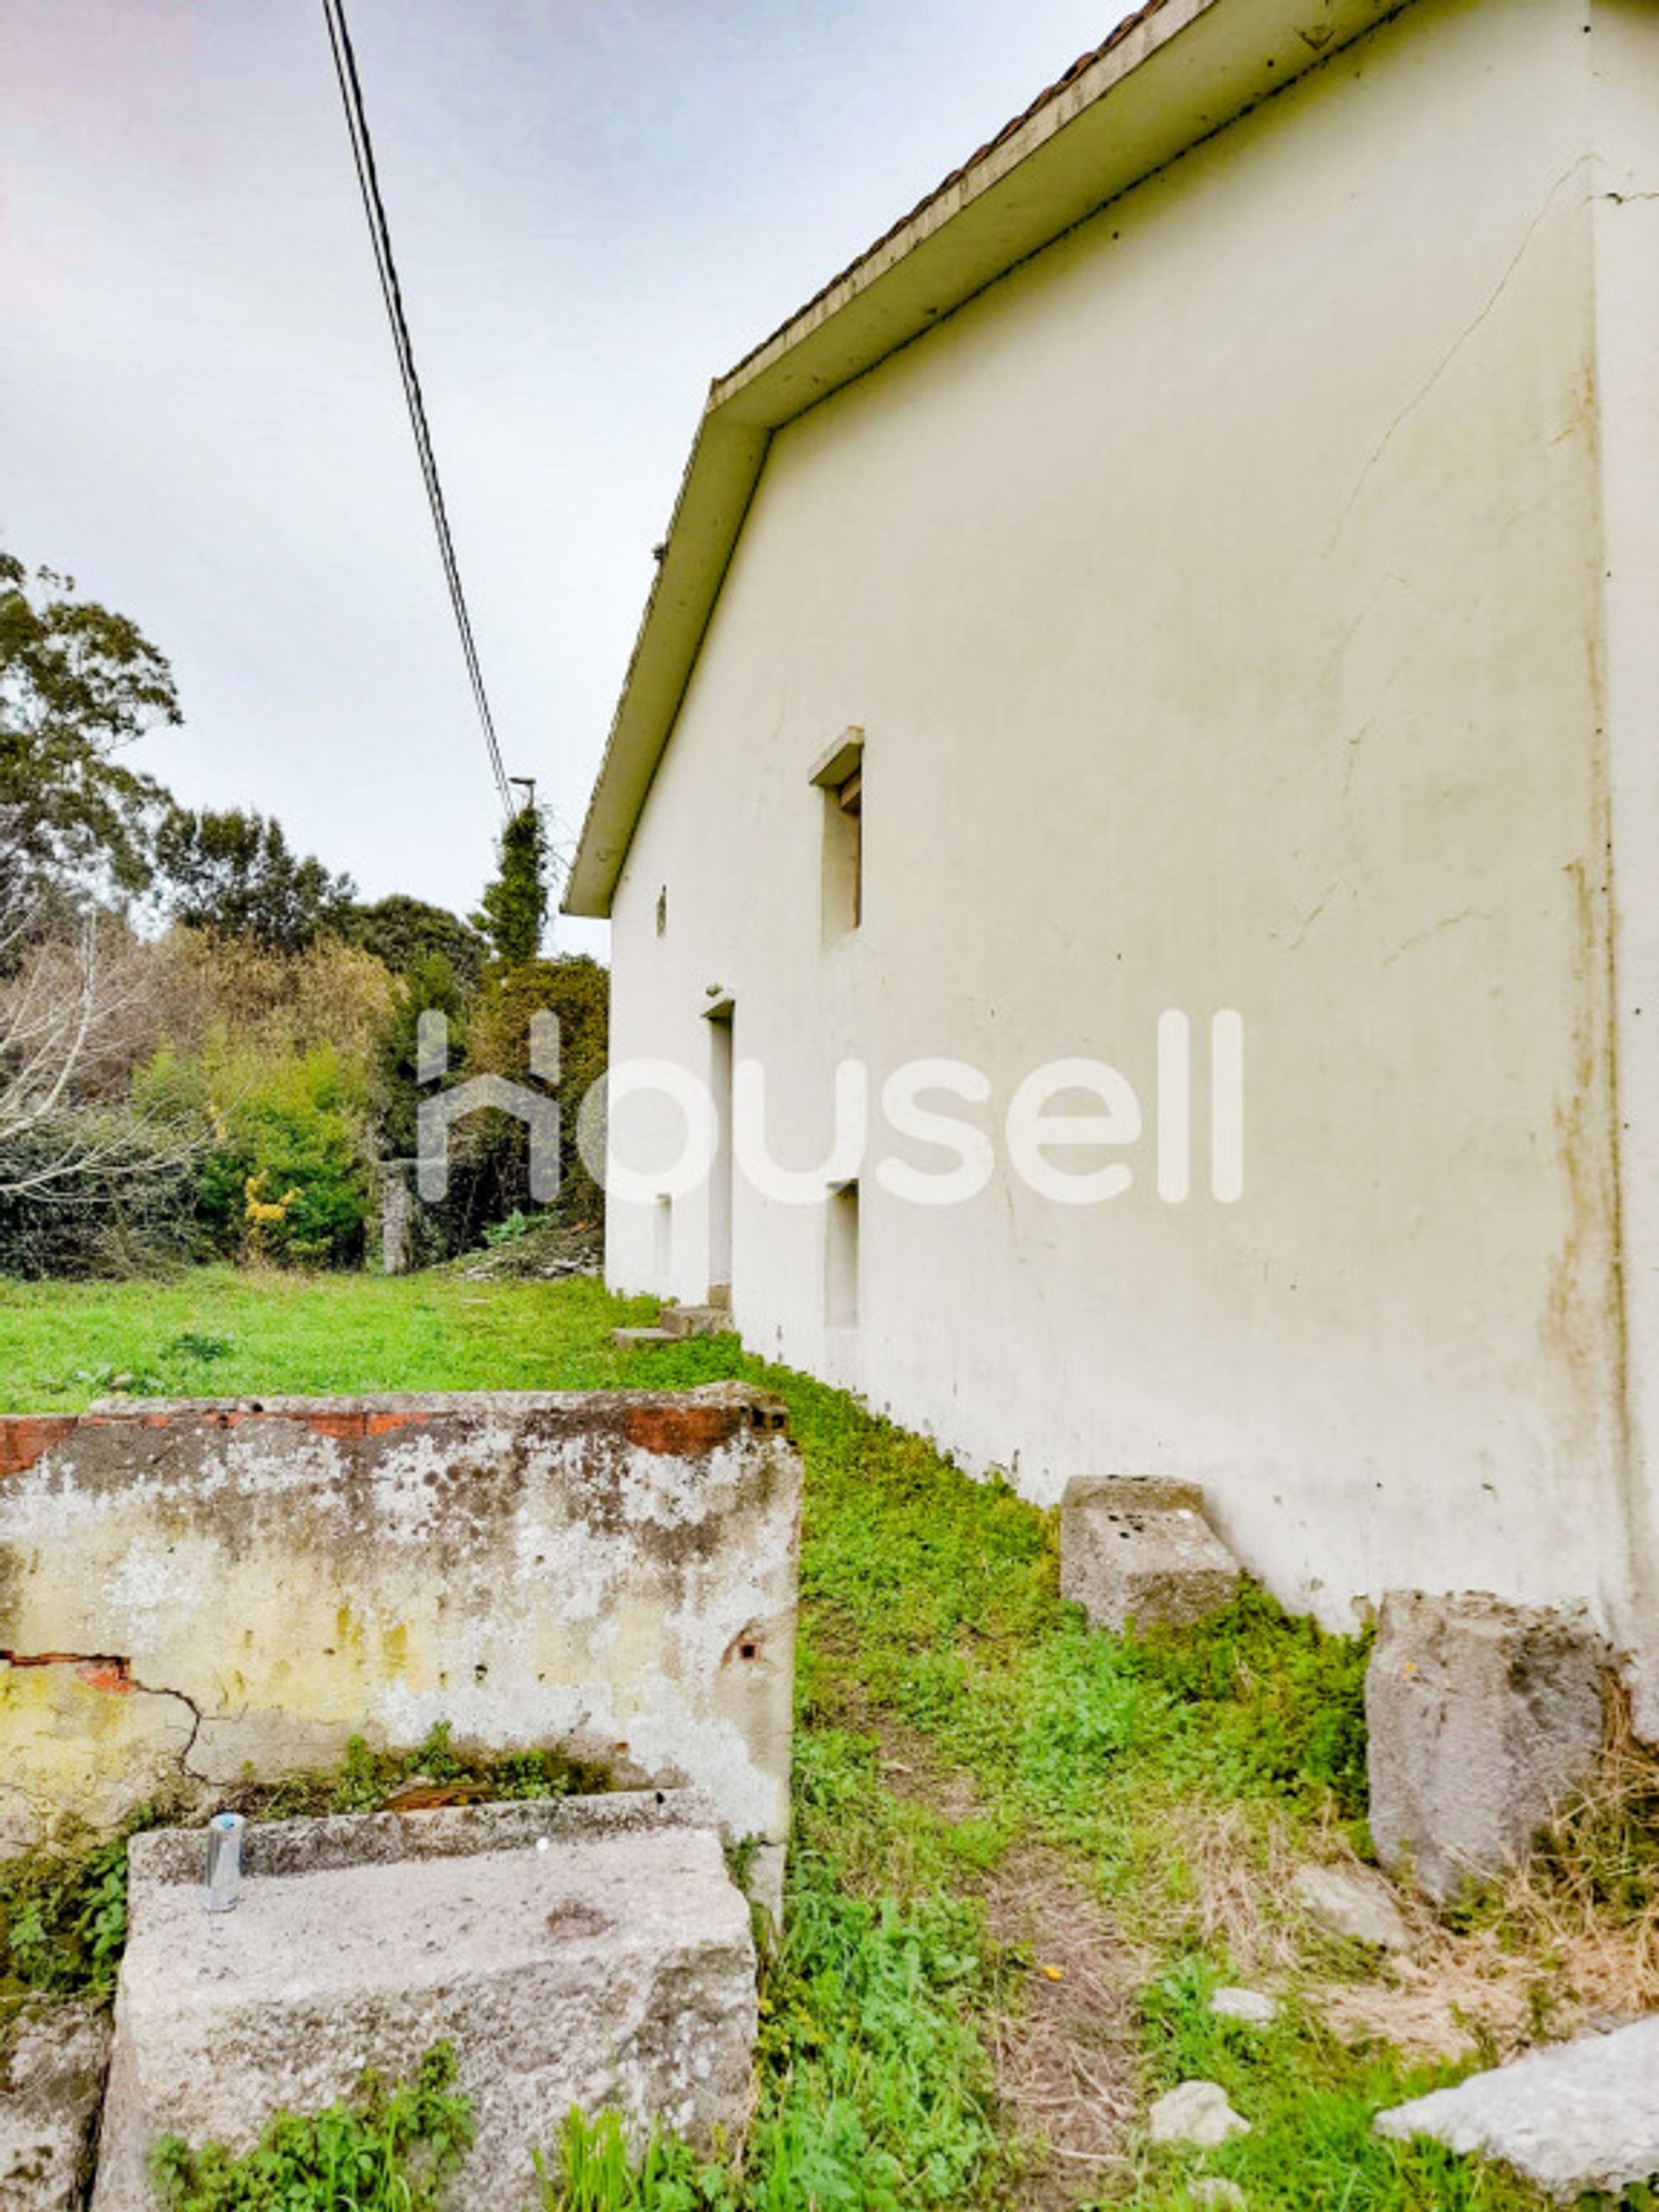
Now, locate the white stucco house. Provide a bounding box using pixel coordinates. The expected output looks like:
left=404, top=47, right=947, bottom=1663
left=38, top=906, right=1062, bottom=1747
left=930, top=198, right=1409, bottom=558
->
left=566, top=0, right=1659, bottom=1723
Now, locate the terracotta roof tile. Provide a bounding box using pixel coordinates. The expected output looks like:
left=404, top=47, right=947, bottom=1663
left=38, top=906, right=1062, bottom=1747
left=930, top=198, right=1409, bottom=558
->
left=722, top=0, right=1176, bottom=384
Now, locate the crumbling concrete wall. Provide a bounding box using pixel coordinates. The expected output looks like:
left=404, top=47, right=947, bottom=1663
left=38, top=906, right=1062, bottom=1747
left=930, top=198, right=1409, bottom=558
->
left=0, top=1385, right=798, bottom=1862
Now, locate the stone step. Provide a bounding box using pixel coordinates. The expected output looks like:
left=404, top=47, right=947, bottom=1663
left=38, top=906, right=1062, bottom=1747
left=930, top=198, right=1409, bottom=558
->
left=610, top=1325, right=679, bottom=1350
left=658, top=1306, right=732, bottom=1341
left=92, top=1794, right=756, bottom=2212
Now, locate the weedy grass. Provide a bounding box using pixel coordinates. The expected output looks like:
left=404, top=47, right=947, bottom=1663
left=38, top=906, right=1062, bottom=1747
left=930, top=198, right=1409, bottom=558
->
left=225, top=1720, right=614, bottom=1823
left=536, top=2111, right=730, bottom=2210
left=0, top=1726, right=607, bottom=2037
left=147, top=2044, right=474, bottom=2212
left=6, top=1269, right=1656, bottom=2208
left=0, top=1819, right=141, bottom=2020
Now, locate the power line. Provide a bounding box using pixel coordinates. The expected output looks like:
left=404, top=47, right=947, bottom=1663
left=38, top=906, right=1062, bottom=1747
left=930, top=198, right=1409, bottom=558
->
left=321, top=0, right=516, bottom=818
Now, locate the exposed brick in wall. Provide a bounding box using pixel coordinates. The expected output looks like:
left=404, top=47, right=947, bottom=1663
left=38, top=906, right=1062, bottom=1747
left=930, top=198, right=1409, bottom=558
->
left=0, top=1386, right=801, bottom=1859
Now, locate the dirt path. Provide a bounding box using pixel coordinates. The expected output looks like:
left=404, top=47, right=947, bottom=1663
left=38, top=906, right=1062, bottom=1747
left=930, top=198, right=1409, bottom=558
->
left=874, top=1722, right=1142, bottom=2209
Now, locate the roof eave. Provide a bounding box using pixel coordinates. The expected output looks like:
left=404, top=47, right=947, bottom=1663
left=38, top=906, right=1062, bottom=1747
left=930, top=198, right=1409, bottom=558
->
left=564, top=0, right=1402, bottom=918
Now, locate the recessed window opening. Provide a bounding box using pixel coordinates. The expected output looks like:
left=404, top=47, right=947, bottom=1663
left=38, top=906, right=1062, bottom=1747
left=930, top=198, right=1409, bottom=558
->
left=652, top=1193, right=672, bottom=1291
left=656, top=886, right=668, bottom=938
left=706, top=1002, right=734, bottom=1305
left=825, top=1179, right=860, bottom=1329
left=810, top=728, right=864, bottom=944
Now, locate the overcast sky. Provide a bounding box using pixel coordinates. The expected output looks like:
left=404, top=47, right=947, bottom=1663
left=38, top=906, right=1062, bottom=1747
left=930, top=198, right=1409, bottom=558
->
left=3, top=1, right=1130, bottom=952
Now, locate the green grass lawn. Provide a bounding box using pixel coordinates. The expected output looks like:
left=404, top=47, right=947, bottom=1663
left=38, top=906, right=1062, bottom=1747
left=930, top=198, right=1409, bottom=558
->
left=0, top=1268, right=658, bottom=1408
left=4, top=1266, right=1649, bottom=2210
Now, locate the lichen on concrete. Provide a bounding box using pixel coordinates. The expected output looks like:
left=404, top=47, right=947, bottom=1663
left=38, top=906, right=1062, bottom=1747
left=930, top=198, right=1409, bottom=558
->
left=0, top=1388, right=800, bottom=1862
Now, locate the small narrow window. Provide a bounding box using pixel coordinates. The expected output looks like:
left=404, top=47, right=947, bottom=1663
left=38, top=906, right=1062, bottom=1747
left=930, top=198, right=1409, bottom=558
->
left=825, top=1179, right=860, bottom=1329
left=656, top=886, right=668, bottom=938
left=835, top=768, right=861, bottom=930
left=653, top=1192, right=673, bottom=1290
left=810, top=728, right=864, bottom=943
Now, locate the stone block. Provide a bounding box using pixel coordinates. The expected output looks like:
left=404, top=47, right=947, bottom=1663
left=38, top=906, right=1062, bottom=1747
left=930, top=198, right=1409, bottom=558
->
left=1059, top=1477, right=1241, bottom=1634
left=1292, top=1862, right=1413, bottom=1950
left=1366, top=1592, right=1606, bottom=1903
left=1374, top=2013, right=1659, bottom=2200
left=0, top=2002, right=111, bottom=2212
left=1147, top=2080, right=1249, bottom=2146
left=91, top=1791, right=756, bottom=2212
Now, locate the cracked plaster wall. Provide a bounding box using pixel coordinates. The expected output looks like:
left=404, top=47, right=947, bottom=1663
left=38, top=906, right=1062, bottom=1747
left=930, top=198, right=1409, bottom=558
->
left=601, top=0, right=1659, bottom=1706
left=0, top=1389, right=800, bottom=1855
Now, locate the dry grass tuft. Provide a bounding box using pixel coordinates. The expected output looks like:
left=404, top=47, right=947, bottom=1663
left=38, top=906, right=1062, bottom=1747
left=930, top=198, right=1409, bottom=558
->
left=1319, top=1683, right=1659, bottom=2062
left=1141, top=1792, right=1315, bottom=1979
left=1111, top=1688, right=1658, bottom=2068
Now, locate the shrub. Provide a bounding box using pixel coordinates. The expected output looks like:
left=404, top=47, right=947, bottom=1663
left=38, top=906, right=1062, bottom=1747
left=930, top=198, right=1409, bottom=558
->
left=137, top=1037, right=374, bottom=1268
left=0, top=1111, right=200, bottom=1278
left=147, top=929, right=395, bottom=1066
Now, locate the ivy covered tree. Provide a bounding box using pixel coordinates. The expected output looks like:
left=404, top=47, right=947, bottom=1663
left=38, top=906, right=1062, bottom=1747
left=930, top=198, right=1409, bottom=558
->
left=467, top=952, right=608, bottom=1224
left=376, top=950, right=469, bottom=1160
left=156, top=807, right=356, bottom=953
left=0, top=552, right=179, bottom=895
left=472, top=804, right=549, bottom=969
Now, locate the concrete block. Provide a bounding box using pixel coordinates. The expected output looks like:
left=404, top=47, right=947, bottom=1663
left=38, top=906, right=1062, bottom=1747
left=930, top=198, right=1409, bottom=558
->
left=1059, top=1477, right=1241, bottom=1634
left=0, top=2002, right=111, bottom=2212
left=1366, top=1592, right=1606, bottom=1902
left=611, top=1327, right=678, bottom=1349
left=0, top=1387, right=800, bottom=1861
left=91, top=1792, right=756, bottom=2212
left=1374, top=2013, right=1659, bottom=2200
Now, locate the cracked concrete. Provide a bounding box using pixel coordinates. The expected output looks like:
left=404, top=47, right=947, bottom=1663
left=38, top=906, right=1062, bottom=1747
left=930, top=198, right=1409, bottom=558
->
left=0, top=1389, right=800, bottom=1859
left=1330, top=154, right=1599, bottom=549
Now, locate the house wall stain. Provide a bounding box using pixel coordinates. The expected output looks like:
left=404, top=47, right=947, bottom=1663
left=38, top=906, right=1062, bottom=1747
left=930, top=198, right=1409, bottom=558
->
left=0, top=1387, right=800, bottom=1860
left=596, top=0, right=1659, bottom=1719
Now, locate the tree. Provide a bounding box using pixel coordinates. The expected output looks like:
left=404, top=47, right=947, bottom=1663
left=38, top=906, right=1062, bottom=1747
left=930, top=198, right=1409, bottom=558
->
left=0, top=552, right=179, bottom=895
left=0, top=816, right=201, bottom=1268
left=466, top=953, right=608, bottom=1225
left=344, top=895, right=487, bottom=990
left=156, top=807, right=356, bottom=953
left=472, top=805, right=549, bottom=969
left=376, top=950, right=469, bottom=1160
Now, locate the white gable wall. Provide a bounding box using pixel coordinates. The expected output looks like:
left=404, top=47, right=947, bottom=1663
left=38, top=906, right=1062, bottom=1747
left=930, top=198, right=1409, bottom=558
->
left=603, top=0, right=1654, bottom=1687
